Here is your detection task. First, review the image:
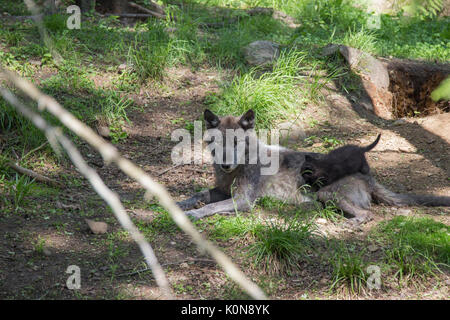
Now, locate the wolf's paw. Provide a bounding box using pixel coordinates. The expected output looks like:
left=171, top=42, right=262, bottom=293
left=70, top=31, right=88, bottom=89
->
left=344, top=212, right=373, bottom=228
left=184, top=209, right=205, bottom=220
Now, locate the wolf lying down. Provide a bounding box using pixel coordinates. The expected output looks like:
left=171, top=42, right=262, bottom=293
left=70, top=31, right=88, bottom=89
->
left=177, top=109, right=450, bottom=225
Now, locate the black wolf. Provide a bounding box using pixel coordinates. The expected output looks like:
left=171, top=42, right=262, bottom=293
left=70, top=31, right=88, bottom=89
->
left=302, top=134, right=381, bottom=188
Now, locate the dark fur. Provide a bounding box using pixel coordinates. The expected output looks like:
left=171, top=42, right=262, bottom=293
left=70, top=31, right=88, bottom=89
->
left=177, top=110, right=450, bottom=225
left=302, top=134, right=381, bottom=188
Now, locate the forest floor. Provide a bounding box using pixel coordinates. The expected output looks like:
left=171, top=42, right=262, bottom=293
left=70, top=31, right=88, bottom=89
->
left=0, top=0, right=449, bottom=299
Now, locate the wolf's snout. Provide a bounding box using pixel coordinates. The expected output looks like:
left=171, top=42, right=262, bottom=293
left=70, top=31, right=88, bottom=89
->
left=221, top=164, right=231, bottom=170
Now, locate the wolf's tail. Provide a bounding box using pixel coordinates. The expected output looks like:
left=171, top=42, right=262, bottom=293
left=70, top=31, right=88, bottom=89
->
left=363, top=133, right=381, bottom=152
left=371, top=180, right=450, bottom=207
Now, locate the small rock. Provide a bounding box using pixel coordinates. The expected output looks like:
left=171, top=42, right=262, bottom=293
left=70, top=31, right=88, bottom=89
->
left=435, top=158, right=440, bottom=162
left=368, top=244, right=378, bottom=252
left=43, top=248, right=52, bottom=256
left=30, top=59, right=42, bottom=66
left=398, top=147, right=410, bottom=153
left=170, top=241, right=176, bottom=246
left=316, top=218, right=327, bottom=225
left=118, top=63, right=127, bottom=72
left=242, top=40, right=280, bottom=66
left=396, top=208, right=412, bottom=216
left=278, top=121, right=306, bottom=143
left=85, top=219, right=108, bottom=234
left=97, top=125, right=110, bottom=138
left=180, top=262, right=189, bottom=269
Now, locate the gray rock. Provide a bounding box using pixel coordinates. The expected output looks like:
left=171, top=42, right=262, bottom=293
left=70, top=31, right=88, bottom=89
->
left=277, top=121, right=306, bottom=143
left=243, top=41, right=280, bottom=66
left=339, top=45, right=389, bottom=89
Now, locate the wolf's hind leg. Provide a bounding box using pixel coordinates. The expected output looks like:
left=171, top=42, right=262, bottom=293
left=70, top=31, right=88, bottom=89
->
left=177, top=187, right=229, bottom=210
left=317, top=175, right=374, bottom=225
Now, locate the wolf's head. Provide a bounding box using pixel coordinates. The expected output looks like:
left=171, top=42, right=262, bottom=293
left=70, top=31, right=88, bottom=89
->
left=301, top=155, right=329, bottom=187
left=204, top=109, right=256, bottom=173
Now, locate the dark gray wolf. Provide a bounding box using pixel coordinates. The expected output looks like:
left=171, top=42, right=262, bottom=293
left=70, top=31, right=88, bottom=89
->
left=177, top=109, right=450, bottom=225
left=301, top=133, right=381, bottom=188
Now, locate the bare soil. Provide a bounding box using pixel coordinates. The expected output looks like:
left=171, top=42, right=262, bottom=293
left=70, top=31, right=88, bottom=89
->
left=0, top=62, right=449, bottom=300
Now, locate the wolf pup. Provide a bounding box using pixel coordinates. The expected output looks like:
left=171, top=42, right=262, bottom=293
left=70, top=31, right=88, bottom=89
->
left=302, top=134, right=381, bottom=188
left=177, top=109, right=450, bottom=225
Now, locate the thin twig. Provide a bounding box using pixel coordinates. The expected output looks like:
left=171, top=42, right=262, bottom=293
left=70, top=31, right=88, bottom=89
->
left=157, top=163, right=183, bottom=176
left=118, top=259, right=216, bottom=277
left=1, top=67, right=267, bottom=299
left=0, top=86, right=174, bottom=299
left=128, top=1, right=165, bottom=17
left=7, top=161, right=62, bottom=187
left=22, top=141, right=49, bottom=161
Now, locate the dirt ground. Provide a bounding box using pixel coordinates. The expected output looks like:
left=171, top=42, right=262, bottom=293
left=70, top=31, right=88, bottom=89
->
left=0, top=63, right=449, bottom=300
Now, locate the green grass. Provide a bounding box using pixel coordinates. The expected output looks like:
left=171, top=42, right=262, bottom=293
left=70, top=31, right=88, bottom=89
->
left=207, top=215, right=256, bottom=240
left=328, top=242, right=368, bottom=294
left=207, top=49, right=318, bottom=129
left=375, top=216, right=449, bottom=282
left=248, top=217, right=317, bottom=274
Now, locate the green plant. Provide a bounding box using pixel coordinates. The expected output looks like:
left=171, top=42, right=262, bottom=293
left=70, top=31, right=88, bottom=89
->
left=127, top=23, right=170, bottom=81
left=249, top=217, right=316, bottom=274
left=329, top=243, right=367, bottom=293
left=209, top=50, right=310, bottom=129
left=376, top=216, right=449, bottom=282
left=5, top=174, right=35, bottom=212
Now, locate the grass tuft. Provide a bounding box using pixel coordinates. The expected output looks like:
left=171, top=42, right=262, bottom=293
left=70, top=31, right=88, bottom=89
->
left=249, top=217, right=317, bottom=274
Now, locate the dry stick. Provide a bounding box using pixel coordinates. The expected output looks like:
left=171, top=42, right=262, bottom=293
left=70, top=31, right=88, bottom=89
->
left=156, top=163, right=183, bottom=176
left=105, top=13, right=165, bottom=19
left=118, top=258, right=215, bottom=277
left=7, top=161, right=61, bottom=187
left=1, top=69, right=267, bottom=300
left=131, top=0, right=166, bottom=15
left=22, top=141, right=49, bottom=161
left=0, top=87, right=174, bottom=299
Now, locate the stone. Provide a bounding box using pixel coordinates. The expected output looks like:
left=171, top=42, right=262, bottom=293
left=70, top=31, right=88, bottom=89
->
left=396, top=208, right=412, bottom=216
left=85, top=219, right=108, bottom=234
left=277, top=121, right=306, bottom=143
left=323, top=44, right=394, bottom=119
left=97, top=125, right=110, bottom=138
left=242, top=41, right=280, bottom=66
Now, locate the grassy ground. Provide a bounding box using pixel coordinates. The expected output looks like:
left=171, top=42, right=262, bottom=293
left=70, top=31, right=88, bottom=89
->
left=0, top=0, right=449, bottom=299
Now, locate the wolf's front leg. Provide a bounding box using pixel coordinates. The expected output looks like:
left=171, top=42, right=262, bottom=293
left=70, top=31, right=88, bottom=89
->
left=184, top=197, right=253, bottom=220
left=177, top=187, right=229, bottom=210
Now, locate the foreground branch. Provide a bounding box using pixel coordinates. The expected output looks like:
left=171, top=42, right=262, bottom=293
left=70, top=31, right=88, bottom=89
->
left=0, top=86, right=173, bottom=299
left=1, top=66, right=267, bottom=300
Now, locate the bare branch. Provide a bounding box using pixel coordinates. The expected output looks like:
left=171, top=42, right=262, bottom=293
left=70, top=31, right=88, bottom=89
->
left=0, top=67, right=267, bottom=300
left=0, top=86, right=174, bottom=299
left=7, top=161, right=62, bottom=187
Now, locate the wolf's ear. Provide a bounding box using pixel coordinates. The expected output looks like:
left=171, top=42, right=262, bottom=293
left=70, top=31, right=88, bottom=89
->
left=238, top=109, right=255, bottom=130
left=204, top=109, right=220, bottom=129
